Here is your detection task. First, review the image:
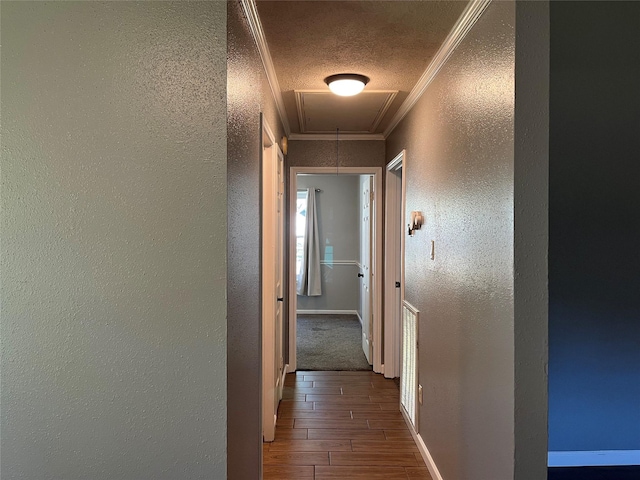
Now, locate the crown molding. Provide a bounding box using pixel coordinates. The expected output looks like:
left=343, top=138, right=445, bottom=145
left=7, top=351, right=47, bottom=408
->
left=288, top=133, right=385, bottom=141
left=240, top=0, right=291, bottom=136
left=294, top=90, right=398, bottom=134
left=383, top=0, right=492, bottom=138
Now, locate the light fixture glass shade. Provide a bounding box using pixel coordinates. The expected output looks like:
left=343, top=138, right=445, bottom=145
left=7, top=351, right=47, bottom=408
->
left=325, top=74, right=370, bottom=96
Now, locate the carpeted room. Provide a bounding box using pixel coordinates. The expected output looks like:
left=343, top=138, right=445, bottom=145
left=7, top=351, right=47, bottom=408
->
left=295, top=174, right=374, bottom=372
left=296, top=314, right=371, bottom=371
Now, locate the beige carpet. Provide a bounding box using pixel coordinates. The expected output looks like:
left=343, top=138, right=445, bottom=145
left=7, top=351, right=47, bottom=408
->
left=296, top=314, right=372, bottom=371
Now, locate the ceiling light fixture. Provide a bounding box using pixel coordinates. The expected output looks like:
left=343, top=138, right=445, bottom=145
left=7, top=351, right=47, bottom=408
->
left=324, top=73, right=370, bottom=96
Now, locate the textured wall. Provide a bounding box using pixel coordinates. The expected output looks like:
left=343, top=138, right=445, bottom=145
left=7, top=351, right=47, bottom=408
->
left=1, top=2, right=227, bottom=479
left=227, top=0, right=284, bottom=478
left=288, top=140, right=385, bottom=169
left=549, top=0, right=640, bottom=452
left=385, top=2, right=519, bottom=479
left=297, top=175, right=361, bottom=312
left=513, top=3, right=549, bottom=478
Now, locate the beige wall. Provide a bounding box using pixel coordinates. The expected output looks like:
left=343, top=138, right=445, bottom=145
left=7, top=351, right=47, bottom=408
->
left=386, top=1, right=547, bottom=479
left=227, top=0, right=285, bottom=478
left=1, top=2, right=228, bottom=479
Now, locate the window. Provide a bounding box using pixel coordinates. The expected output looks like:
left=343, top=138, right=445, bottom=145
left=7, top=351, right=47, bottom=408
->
left=296, top=190, right=308, bottom=276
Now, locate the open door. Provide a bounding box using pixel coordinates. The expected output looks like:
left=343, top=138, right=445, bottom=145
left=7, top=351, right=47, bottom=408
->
left=289, top=166, right=382, bottom=373
left=275, top=147, right=285, bottom=401
left=384, top=150, right=406, bottom=378
left=262, top=117, right=284, bottom=442
left=360, top=176, right=373, bottom=365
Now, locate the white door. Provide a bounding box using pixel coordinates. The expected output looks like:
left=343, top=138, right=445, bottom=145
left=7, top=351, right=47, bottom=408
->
left=360, top=176, right=373, bottom=364
left=384, top=151, right=406, bottom=378
left=262, top=120, right=284, bottom=442
left=275, top=149, right=285, bottom=402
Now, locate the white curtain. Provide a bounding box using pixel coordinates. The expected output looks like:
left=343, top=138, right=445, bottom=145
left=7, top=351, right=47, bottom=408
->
left=297, top=188, right=322, bottom=296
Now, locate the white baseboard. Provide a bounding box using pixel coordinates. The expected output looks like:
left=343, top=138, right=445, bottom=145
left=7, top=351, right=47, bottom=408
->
left=548, top=450, right=640, bottom=467
left=400, top=409, right=444, bottom=480
left=297, top=309, right=359, bottom=316
left=356, top=311, right=363, bottom=326
left=415, top=432, right=444, bottom=480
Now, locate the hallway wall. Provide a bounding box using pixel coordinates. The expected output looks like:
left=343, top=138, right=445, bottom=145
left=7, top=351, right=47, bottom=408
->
left=1, top=2, right=228, bottom=478
left=386, top=2, right=548, bottom=479
left=227, top=1, right=285, bottom=478
left=549, top=0, right=640, bottom=454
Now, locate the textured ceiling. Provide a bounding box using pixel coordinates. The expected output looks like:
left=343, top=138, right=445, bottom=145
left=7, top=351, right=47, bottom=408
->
left=256, top=0, right=468, bottom=135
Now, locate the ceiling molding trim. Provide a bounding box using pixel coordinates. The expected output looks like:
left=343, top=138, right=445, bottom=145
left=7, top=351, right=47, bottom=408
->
left=240, top=0, right=292, bottom=136
left=382, top=0, right=492, bottom=138
left=294, top=91, right=307, bottom=133
left=288, top=133, right=385, bottom=141
left=295, top=90, right=398, bottom=134
left=369, top=91, right=398, bottom=133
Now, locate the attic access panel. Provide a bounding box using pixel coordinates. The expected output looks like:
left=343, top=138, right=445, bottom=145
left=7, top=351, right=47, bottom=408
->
left=295, top=90, right=397, bottom=134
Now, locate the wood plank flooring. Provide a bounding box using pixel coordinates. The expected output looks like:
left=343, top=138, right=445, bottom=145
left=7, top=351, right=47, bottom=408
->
left=263, top=371, right=432, bottom=480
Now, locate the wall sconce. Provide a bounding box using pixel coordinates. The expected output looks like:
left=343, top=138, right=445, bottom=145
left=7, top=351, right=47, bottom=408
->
left=407, top=211, right=423, bottom=236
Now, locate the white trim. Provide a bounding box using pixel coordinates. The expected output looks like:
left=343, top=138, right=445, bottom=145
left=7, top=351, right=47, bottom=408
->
left=384, top=150, right=406, bottom=379
left=356, top=311, right=363, bottom=326
left=548, top=450, right=640, bottom=467
left=239, top=0, right=291, bottom=136
left=319, top=260, right=360, bottom=267
left=400, top=410, right=445, bottom=480
left=297, top=309, right=360, bottom=316
left=369, top=91, right=399, bottom=132
left=414, top=431, right=445, bottom=480
left=294, top=90, right=398, bottom=134
left=290, top=166, right=384, bottom=375
left=294, top=91, right=305, bottom=133
left=288, top=133, right=385, bottom=141
left=383, top=0, right=492, bottom=138
left=261, top=115, right=278, bottom=442
left=387, top=151, right=404, bottom=171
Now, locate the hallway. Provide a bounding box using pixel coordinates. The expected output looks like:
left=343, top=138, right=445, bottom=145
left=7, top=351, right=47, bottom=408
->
left=263, top=371, right=431, bottom=480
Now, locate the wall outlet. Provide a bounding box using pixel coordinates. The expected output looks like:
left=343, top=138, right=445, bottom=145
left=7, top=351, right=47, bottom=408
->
left=418, top=384, right=423, bottom=405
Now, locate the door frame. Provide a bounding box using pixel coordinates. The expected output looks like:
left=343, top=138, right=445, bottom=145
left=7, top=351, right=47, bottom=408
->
left=261, top=116, right=285, bottom=442
left=289, top=166, right=383, bottom=374
left=384, top=150, right=406, bottom=379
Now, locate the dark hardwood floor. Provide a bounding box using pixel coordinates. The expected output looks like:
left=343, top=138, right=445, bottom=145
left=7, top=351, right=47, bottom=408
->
left=263, top=371, right=431, bottom=480
left=265, top=370, right=639, bottom=479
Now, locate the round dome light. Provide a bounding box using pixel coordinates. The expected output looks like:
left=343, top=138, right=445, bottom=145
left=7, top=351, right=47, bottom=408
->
left=324, top=74, right=370, bottom=96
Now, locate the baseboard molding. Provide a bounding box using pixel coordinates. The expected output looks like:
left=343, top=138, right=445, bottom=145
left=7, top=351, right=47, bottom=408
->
left=356, top=311, right=363, bottom=326
left=297, top=309, right=359, bottom=316
left=401, top=409, right=444, bottom=480
left=415, top=432, right=445, bottom=480
left=548, top=450, right=640, bottom=467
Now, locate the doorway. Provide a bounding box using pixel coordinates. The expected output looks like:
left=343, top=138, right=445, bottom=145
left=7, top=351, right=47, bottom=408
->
left=289, top=167, right=383, bottom=374
left=261, top=116, right=285, bottom=442
left=383, top=150, right=406, bottom=379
